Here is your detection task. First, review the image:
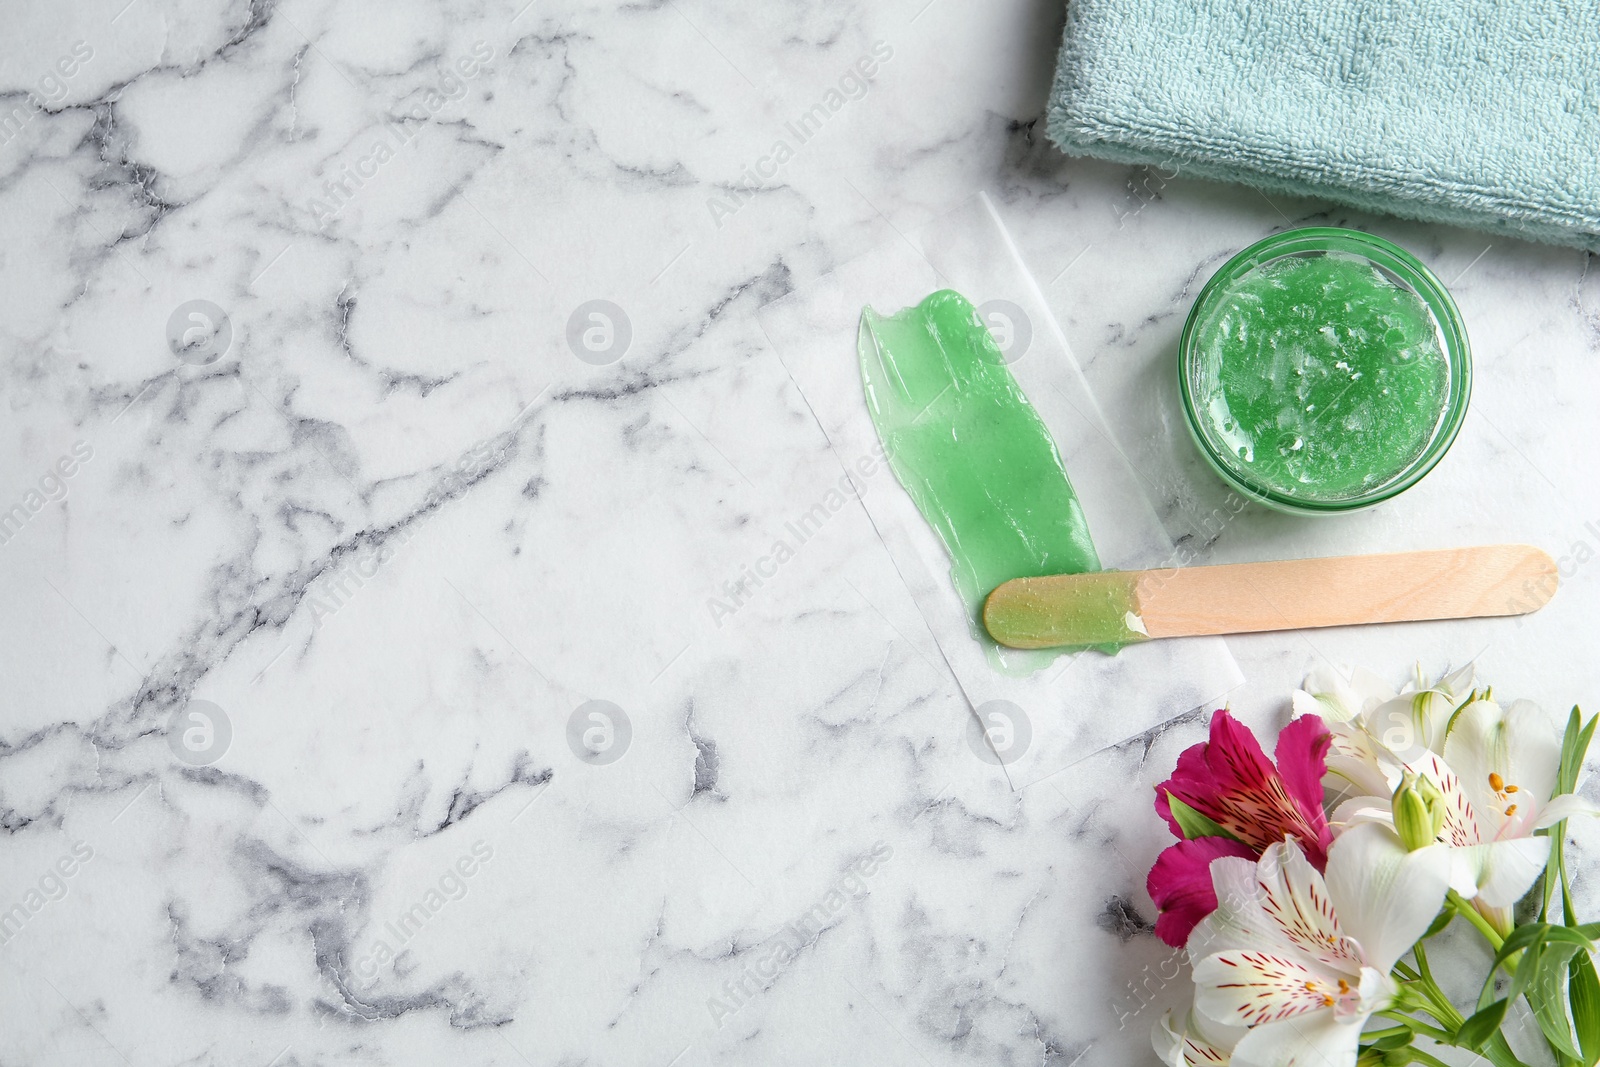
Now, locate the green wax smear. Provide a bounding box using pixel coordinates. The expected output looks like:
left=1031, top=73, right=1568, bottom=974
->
left=1190, top=252, right=1450, bottom=501
left=859, top=289, right=1112, bottom=665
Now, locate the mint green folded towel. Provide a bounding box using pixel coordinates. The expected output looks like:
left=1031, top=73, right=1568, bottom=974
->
left=1047, top=0, right=1600, bottom=251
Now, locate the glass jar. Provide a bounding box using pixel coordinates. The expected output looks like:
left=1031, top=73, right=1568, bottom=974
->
left=1177, top=227, right=1471, bottom=515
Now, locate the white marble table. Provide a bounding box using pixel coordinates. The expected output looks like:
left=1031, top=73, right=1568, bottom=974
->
left=2, top=2, right=1597, bottom=1064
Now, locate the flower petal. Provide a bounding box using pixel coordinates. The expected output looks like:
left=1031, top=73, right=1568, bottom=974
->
left=1190, top=842, right=1363, bottom=975
left=1150, top=837, right=1259, bottom=947
left=1194, top=950, right=1337, bottom=1028
left=1451, top=837, right=1552, bottom=908
left=1158, top=712, right=1331, bottom=868
left=1362, top=691, right=1455, bottom=764
left=1154, top=1012, right=1186, bottom=1067
left=1155, top=1008, right=1242, bottom=1067
left=1293, top=666, right=1356, bottom=720
left=1226, top=1004, right=1368, bottom=1067
left=1444, top=698, right=1562, bottom=816
left=1321, top=723, right=1399, bottom=802
left=1321, top=824, right=1450, bottom=972
left=1327, top=794, right=1393, bottom=834
left=1293, top=664, right=1382, bottom=724
left=1411, top=751, right=1487, bottom=849
left=1274, top=715, right=1334, bottom=837
left=1436, top=663, right=1476, bottom=699
left=1535, top=793, right=1600, bottom=828
left=1254, top=839, right=1364, bottom=973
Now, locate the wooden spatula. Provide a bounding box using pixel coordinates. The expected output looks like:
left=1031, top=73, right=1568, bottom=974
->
left=983, top=544, right=1558, bottom=649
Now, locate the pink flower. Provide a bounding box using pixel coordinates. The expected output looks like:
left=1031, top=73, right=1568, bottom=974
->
left=1147, top=711, right=1333, bottom=947
left=1147, top=836, right=1256, bottom=948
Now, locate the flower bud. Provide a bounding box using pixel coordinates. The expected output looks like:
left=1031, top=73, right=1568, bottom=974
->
left=1392, top=770, right=1445, bottom=851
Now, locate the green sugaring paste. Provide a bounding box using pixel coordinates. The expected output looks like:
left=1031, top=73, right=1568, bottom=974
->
left=1189, top=252, right=1450, bottom=501
left=982, top=571, right=1146, bottom=651
left=859, top=289, right=1132, bottom=657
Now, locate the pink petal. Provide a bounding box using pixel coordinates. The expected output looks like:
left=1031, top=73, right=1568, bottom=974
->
left=1156, top=711, right=1273, bottom=837
left=1148, top=836, right=1256, bottom=947
left=1155, top=711, right=1333, bottom=870
left=1273, top=714, right=1333, bottom=864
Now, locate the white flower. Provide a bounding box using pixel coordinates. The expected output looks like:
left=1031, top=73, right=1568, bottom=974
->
left=1156, top=1007, right=1243, bottom=1066
left=1293, top=664, right=1473, bottom=802
left=1326, top=695, right=1599, bottom=909
left=1188, top=825, right=1450, bottom=1067
left=1435, top=697, right=1599, bottom=906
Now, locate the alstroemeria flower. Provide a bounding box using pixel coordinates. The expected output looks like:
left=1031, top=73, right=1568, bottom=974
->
left=1189, top=826, right=1450, bottom=1067
left=1149, top=712, right=1333, bottom=946
left=1157, top=711, right=1334, bottom=865
left=1293, top=664, right=1474, bottom=802
left=1155, top=1006, right=1244, bottom=1067
left=1328, top=696, right=1599, bottom=910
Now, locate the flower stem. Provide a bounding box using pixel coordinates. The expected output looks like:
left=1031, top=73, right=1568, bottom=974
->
left=1447, top=890, right=1505, bottom=951
left=1386, top=962, right=1532, bottom=1067
left=1398, top=952, right=1464, bottom=1032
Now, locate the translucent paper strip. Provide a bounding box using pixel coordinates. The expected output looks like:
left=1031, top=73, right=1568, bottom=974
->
left=759, top=193, right=1241, bottom=787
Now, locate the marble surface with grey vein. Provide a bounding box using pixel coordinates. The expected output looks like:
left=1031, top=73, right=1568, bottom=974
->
left=2, top=1, right=1599, bottom=1064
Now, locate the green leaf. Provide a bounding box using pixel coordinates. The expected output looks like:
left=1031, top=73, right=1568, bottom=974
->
left=1559, top=706, right=1584, bottom=783
left=1456, top=998, right=1509, bottom=1050
left=1477, top=923, right=1545, bottom=1013
left=1492, top=923, right=1595, bottom=974
left=1528, top=941, right=1583, bottom=1060
left=1557, top=706, right=1592, bottom=794
left=1508, top=935, right=1546, bottom=1007
left=1570, top=952, right=1600, bottom=1066
left=1497, top=922, right=1555, bottom=963
left=1165, top=795, right=1240, bottom=842
left=1546, top=829, right=1564, bottom=922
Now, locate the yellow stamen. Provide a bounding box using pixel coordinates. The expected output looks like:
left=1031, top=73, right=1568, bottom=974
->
left=1338, top=979, right=1350, bottom=994
left=1506, top=784, right=1519, bottom=793
left=1488, top=772, right=1504, bottom=791
left=1304, top=981, right=1317, bottom=991
left=1505, top=803, right=1518, bottom=817
left=1321, top=994, right=1334, bottom=1007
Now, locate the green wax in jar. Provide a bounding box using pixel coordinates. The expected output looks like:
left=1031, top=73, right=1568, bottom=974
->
left=859, top=289, right=1111, bottom=652
left=1188, top=252, right=1450, bottom=500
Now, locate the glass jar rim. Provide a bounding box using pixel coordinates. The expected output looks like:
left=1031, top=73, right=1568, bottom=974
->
left=1176, top=226, right=1472, bottom=515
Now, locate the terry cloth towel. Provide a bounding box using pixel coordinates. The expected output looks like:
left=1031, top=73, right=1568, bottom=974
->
left=1047, top=0, right=1600, bottom=251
